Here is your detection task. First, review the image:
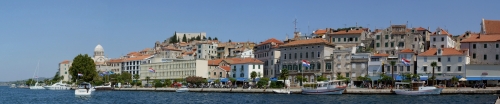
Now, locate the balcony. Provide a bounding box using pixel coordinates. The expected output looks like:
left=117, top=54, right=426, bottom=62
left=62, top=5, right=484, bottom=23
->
left=351, top=58, right=368, bottom=63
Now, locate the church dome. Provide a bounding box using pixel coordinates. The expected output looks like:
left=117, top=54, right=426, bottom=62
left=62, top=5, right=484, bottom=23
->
left=95, top=44, right=104, bottom=52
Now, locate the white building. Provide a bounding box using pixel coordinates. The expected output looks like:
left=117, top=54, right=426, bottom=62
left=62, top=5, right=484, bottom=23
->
left=139, top=60, right=208, bottom=85
left=416, top=48, right=468, bottom=80
left=229, top=58, right=264, bottom=79
left=58, top=60, right=72, bottom=82
left=237, top=48, right=254, bottom=58
left=254, top=38, right=283, bottom=78
left=121, top=52, right=154, bottom=75
left=196, top=42, right=218, bottom=59
left=430, top=28, right=456, bottom=49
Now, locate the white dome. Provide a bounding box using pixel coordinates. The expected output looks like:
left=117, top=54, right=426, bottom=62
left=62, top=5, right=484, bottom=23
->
left=95, top=44, right=104, bottom=52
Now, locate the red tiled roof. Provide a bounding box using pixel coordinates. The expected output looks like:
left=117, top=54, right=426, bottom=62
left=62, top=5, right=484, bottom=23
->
left=483, top=19, right=500, bottom=35
left=208, top=59, right=223, bottom=66
left=460, top=34, right=500, bottom=43
left=400, top=49, right=414, bottom=53
left=373, top=53, right=389, bottom=57
left=416, top=27, right=427, bottom=31
left=231, top=58, right=264, bottom=64
left=125, top=55, right=152, bottom=61
left=280, top=38, right=333, bottom=47
left=108, top=59, right=124, bottom=63
left=257, top=38, right=284, bottom=46
left=60, top=60, right=70, bottom=64
left=314, top=29, right=327, bottom=35
left=331, top=29, right=365, bottom=35
left=219, top=66, right=231, bottom=72
left=418, top=48, right=464, bottom=56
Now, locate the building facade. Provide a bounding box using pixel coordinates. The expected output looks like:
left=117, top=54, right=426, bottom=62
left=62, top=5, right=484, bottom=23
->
left=196, top=42, right=218, bottom=60
left=430, top=28, right=456, bottom=49
left=139, top=60, right=208, bottom=84
left=254, top=38, right=283, bottom=78
left=207, top=59, right=230, bottom=79
left=416, top=48, right=467, bottom=80
left=59, top=60, right=72, bottom=82
left=229, top=58, right=264, bottom=79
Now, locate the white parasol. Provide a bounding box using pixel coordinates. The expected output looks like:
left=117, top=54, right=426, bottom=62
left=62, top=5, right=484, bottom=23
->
left=459, top=78, right=467, bottom=81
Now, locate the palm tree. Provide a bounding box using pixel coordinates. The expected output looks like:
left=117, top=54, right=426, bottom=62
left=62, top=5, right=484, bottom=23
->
left=279, top=68, right=289, bottom=88
left=133, top=74, right=139, bottom=88
left=390, top=61, right=396, bottom=92
left=430, top=61, right=437, bottom=86
left=251, top=71, right=257, bottom=83
left=146, top=76, right=150, bottom=87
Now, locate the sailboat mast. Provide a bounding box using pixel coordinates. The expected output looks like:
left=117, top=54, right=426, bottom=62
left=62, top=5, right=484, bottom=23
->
left=36, top=60, right=40, bottom=82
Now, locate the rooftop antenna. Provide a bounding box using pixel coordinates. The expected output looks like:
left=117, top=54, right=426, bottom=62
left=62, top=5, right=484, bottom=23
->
left=293, top=17, right=298, bottom=32
left=308, top=21, right=310, bottom=35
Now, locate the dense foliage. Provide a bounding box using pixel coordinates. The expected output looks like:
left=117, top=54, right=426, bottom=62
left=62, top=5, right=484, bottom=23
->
left=186, top=76, right=207, bottom=85
left=256, top=77, right=269, bottom=88
left=69, top=54, right=97, bottom=83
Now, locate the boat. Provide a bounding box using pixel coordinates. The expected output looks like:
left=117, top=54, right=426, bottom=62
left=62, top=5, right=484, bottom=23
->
left=44, top=81, right=70, bottom=90
left=30, top=60, right=45, bottom=90
left=10, top=84, right=16, bottom=88
left=18, top=84, right=28, bottom=89
left=176, top=85, right=189, bottom=92
left=273, top=80, right=290, bottom=94
left=94, top=82, right=114, bottom=90
left=394, top=81, right=443, bottom=95
left=75, top=82, right=93, bottom=97
left=301, top=80, right=347, bottom=95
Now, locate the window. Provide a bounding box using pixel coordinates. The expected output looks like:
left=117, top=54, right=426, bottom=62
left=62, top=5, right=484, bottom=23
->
left=424, top=57, right=427, bottom=62
left=253, top=64, right=255, bottom=69
left=344, top=38, right=346, bottom=42
left=288, top=54, right=291, bottom=59
left=390, top=42, right=394, bottom=47
left=355, top=37, right=358, bottom=41
left=484, top=55, right=487, bottom=60
left=361, top=63, right=365, bottom=68
left=240, top=73, right=244, bottom=77
left=423, top=66, right=427, bottom=72
left=284, top=53, right=287, bottom=59
left=497, top=44, right=499, bottom=48
left=317, top=63, right=321, bottom=69
left=497, top=54, right=499, bottom=60
left=305, top=53, right=308, bottom=58
left=401, top=35, right=404, bottom=39
left=376, top=43, right=380, bottom=47
left=346, top=73, right=350, bottom=77
left=407, top=66, right=410, bottom=71
left=385, top=42, right=388, bottom=47
left=437, top=66, right=441, bottom=72
left=385, top=35, right=388, bottom=39
left=338, top=38, right=341, bottom=42
left=447, top=66, right=451, bottom=72
left=441, top=37, right=444, bottom=41
left=258, top=65, right=260, bottom=69
left=484, top=44, right=488, bottom=48
left=310, top=64, right=315, bottom=70
left=300, top=53, right=302, bottom=58
left=65, top=72, right=67, bottom=74
left=438, top=57, right=441, bottom=62
left=414, top=38, right=417, bottom=41
left=441, top=45, right=444, bottom=48
left=458, top=66, right=462, bottom=71
left=294, top=53, right=297, bottom=59
left=447, top=57, right=450, bottom=62
left=214, top=72, right=216, bottom=75
left=233, top=74, right=236, bottom=78
left=473, top=53, right=476, bottom=59
left=326, top=63, right=332, bottom=70
left=400, top=66, right=403, bottom=71
left=473, top=44, right=476, bottom=49
left=458, top=57, right=462, bottom=62
left=220, top=72, right=222, bottom=76
left=311, top=52, right=314, bottom=58
left=332, top=37, right=335, bottom=42
left=433, top=37, right=436, bottom=41
left=317, top=52, right=321, bottom=57
left=376, top=35, right=380, bottom=40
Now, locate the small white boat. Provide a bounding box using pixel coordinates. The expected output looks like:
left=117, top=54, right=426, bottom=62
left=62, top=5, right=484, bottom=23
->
left=301, top=80, right=347, bottom=95
left=29, top=82, right=45, bottom=90
left=394, top=81, right=443, bottom=95
left=44, top=81, right=70, bottom=90
left=273, top=89, right=290, bottom=94
left=176, top=86, right=189, bottom=92
left=75, top=83, right=93, bottom=97
left=94, top=82, right=113, bottom=90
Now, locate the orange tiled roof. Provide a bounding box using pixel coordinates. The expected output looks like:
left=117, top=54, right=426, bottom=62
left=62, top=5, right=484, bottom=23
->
left=208, top=59, right=224, bottom=66
left=460, top=34, right=500, bottom=43
left=416, top=27, right=427, bottom=31
left=314, top=29, right=327, bottom=35
left=60, top=60, right=70, bottom=64
left=125, top=55, right=152, bottom=61
left=399, top=49, right=414, bottom=53
left=280, top=38, right=333, bottom=47
left=257, top=38, right=284, bottom=46
left=219, top=66, right=231, bottom=72
left=140, top=48, right=151, bottom=52
left=418, top=48, right=464, bottom=56
left=127, top=52, right=141, bottom=56
left=331, top=29, right=365, bottom=35
left=108, top=59, right=124, bottom=63
left=231, top=58, right=264, bottom=64
left=373, top=53, right=389, bottom=57
left=483, top=19, right=500, bottom=35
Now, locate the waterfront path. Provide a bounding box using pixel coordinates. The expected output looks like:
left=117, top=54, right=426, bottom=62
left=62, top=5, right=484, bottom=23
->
left=113, top=87, right=500, bottom=94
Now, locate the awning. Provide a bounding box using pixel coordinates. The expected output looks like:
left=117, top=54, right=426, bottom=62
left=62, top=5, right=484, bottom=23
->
left=395, top=75, right=403, bottom=81
left=419, top=76, right=428, bottom=80
left=220, top=78, right=228, bottom=82
left=236, top=78, right=248, bottom=82
left=270, top=77, right=278, bottom=81
left=207, top=79, right=214, bottom=82
left=455, top=75, right=463, bottom=79
left=466, top=77, right=500, bottom=81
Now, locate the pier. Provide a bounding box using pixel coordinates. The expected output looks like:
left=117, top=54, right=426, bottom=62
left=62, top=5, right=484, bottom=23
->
left=113, top=87, right=500, bottom=94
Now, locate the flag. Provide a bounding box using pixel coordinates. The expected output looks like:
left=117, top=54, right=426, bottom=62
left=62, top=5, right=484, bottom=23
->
left=149, top=67, right=155, bottom=73
left=302, top=60, right=310, bottom=67
left=401, top=58, right=410, bottom=66
left=78, top=73, right=83, bottom=76
left=102, top=71, right=108, bottom=75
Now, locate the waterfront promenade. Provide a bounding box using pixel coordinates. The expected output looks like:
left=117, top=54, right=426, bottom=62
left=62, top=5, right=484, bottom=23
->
left=113, top=87, right=500, bottom=94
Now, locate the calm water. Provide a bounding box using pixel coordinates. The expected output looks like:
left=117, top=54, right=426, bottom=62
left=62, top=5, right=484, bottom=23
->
left=0, top=86, right=497, bottom=104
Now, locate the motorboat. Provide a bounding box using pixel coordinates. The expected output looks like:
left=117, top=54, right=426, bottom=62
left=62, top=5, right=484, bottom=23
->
left=273, top=80, right=290, bottom=94
left=18, top=84, right=28, bottom=89
left=94, top=82, right=114, bottom=90
left=29, top=82, right=45, bottom=90
left=44, top=81, right=70, bottom=90
left=10, top=84, right=16, bottom=88
left=301, top=80, right=347, bottom=95
left=75, top=82, right=93, bottom=97
left=394, top=81, right=443, bottom=95
left=176, top=85, right=189, bottom=92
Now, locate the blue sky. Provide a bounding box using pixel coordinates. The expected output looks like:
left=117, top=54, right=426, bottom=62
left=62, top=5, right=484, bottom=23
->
left=1, top=0, right=499, bottom=81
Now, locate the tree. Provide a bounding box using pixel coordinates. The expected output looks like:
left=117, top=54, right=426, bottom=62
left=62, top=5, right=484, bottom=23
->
left=430, top=61, right=437, bottom=86
left=121, top=72, right=132, bottom=84
left=146, top=76, right=150, bottom=86
left=134, top=74, right=139, bottom=88
left=208, top=37, right=212, bottom=40
left=256, top=77, right=270, bottom=88
left=26, top=78, right=35, bottom=86
left=214, top=79, right=220, bottom=84
left=316, top=76, right=327, bottom=81
left=182, top=34, right=187, bottom=42
left=169, top=33, right=178, bottom=43
left=257, top=72, right=261, bottom=78
left=51, top=71, right=62, bottom=83
left=186, top=76, right=206, bottom=85
left=69, top=54, right=97, bottom=83
left=390, top=61, right=396, bottom=91
left=228, top=39, right=232, bottom=42
left=279, top=68, right=289, bottom=88
left=196, top=35, right=201, bottom=41
left=251, top=71, right=257, bottom=82
left=213, top=37, right=218, bottom=40
left=295, top=75, right=307, bottom=82
left=202, top=36, right=207, bottom=40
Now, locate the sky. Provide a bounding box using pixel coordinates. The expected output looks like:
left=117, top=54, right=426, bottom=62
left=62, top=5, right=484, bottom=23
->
left=1, top=0, right=499, bottom=81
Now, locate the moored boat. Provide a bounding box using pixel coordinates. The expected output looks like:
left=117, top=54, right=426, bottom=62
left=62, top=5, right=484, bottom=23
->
left=29, top=82, right=45, bottom=90
left=44, top=81, right=70, bottom=90
left=301, top=80, right=347, bottom=95
left=176, top=85, right=189, bottom=92
left=394, top=81, right=443, bottom=95
left=10, top=84, right=16, bottom=88
left=94, top=82, right=114, bottom=90
left=75, top=82, right=93, bottom=97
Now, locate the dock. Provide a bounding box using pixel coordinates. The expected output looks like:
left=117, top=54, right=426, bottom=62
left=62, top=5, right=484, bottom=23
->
left=113, top=87, right=500, bottom=94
